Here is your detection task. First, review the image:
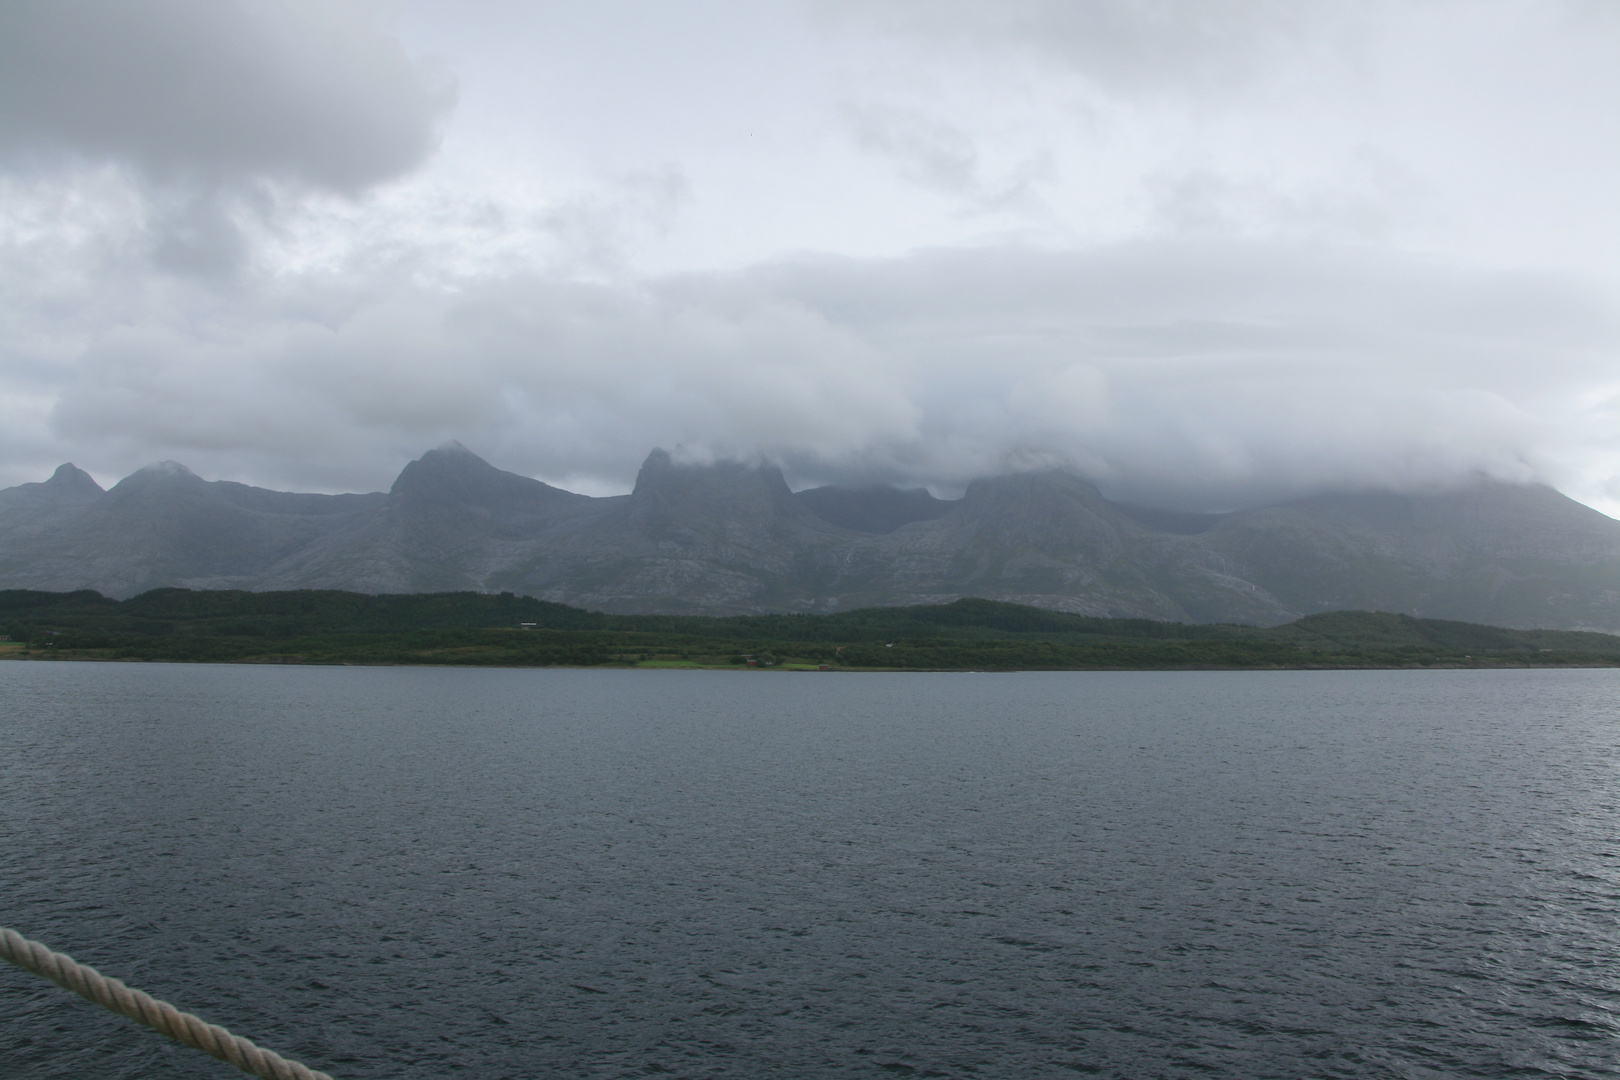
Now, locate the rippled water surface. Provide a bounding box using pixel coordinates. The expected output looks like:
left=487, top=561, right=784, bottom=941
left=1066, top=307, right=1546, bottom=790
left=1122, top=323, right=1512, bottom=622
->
left=2, top=663, right=1618, bottom=1078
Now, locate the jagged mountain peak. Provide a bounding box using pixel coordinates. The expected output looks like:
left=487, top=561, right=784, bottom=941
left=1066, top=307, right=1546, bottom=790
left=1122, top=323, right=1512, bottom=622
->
left=632, top=449, right=793, bottom=502
left=940, top=470, right=1135, bottom=563
left=46, top=463, right=104, bottom=494
left=107, top=460, right=205, bottom=495
left=1243, top=478, right=1620, bottom=562
left=4, top=446, right=1619, bottom=628
left=0, top=462, right=106, bottom=512
left=623, top=450, right=827, bottom=544
left=392, top=443, right=501, bottom=493
left=137, top=460, right=198, bottom=478
left=957, top=470, right=1117, bottom=525
left=389, top=444, right=585, bottom=517
left=794, top=484, right=953, bottom=534
left=1285, top=477, right=1594, bottom=522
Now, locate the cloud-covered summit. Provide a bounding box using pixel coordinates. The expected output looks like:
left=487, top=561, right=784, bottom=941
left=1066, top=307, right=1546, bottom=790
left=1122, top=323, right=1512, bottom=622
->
left=0, top=1, right=1615, bottom=515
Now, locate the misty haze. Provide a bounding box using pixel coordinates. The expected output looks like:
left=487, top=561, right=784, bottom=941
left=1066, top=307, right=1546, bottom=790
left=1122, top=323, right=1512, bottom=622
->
left=3, top=2, right=1618, bottom=1079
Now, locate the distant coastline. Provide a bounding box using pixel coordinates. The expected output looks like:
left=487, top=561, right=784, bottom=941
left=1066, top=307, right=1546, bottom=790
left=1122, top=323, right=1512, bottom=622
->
left=5, top=589, right=1618, bottom=672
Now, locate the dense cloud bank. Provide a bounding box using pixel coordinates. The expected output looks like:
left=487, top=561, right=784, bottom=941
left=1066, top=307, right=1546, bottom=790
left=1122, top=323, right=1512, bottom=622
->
left=0, top=0, right=453, bottom=189
left=6, top=225, right=1613, bottom=510
left=0, top=0, right=1616, bottom=512
left=0, top=0, right=453, bottom=279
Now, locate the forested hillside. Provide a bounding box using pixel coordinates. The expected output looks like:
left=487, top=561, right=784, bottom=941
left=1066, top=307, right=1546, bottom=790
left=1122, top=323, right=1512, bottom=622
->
left=5, top=589, right=1617, bottom=670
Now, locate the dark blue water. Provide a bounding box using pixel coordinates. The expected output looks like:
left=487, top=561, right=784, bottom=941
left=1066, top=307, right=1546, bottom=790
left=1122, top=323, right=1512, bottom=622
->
left=1, top=664, right=1617, bottom=1079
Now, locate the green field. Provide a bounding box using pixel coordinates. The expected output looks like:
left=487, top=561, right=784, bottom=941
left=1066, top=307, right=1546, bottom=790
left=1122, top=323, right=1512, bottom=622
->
left=3, top=588, right=1618, bottom=670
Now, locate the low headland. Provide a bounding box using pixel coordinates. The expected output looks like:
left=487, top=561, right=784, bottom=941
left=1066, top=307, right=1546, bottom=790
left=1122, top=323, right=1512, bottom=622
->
left=3, top=589, right=1618, bottom=670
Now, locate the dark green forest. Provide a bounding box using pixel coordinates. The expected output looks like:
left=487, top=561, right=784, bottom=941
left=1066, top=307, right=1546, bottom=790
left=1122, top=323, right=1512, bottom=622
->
left=3, top=588, right=1618, bottom=670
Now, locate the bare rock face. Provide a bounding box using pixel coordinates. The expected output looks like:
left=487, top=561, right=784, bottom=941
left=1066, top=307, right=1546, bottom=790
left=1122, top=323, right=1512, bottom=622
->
left=493, top=450, right=852, bottom=614
left=267, top=441, right=600, bottom=595
left=1203, top=486, right=1620, bottom=629
left=792, top=484, right=949, bottom=534
left=0, top=463, right=104, bottom=511
left=4, top=446, right=1619, bottom=630
left=0, top=461, right=383, bottom=597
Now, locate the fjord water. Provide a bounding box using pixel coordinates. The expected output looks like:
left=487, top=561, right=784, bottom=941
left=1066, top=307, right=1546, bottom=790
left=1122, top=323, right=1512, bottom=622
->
left=1, top=666, right=1616, bottom=1079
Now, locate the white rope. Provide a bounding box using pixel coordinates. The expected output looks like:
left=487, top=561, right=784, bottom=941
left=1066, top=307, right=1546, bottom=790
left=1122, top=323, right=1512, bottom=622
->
left=1, top=925, right=336, bottom=1080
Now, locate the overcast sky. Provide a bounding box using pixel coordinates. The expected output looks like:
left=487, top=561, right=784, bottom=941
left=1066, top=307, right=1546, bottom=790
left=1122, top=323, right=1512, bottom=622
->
left=2, top=0, right=1617, bottom=511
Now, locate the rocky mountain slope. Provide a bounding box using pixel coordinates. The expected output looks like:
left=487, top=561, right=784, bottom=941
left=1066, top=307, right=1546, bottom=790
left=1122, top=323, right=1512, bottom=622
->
left=4, top=444, right=1618, bottom=629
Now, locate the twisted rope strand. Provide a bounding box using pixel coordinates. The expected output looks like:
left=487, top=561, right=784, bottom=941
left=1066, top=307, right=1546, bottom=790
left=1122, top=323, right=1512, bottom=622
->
left=1, top=925, right=336, bottom=1080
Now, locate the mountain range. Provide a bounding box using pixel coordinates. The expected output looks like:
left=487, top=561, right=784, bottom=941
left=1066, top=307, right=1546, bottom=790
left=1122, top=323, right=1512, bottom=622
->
left=3, top=444, right=1619, bottom=630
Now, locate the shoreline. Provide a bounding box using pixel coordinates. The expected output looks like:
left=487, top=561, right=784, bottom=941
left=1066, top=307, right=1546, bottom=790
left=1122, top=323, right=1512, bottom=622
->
left=6, top=649, right=1617, bottom=673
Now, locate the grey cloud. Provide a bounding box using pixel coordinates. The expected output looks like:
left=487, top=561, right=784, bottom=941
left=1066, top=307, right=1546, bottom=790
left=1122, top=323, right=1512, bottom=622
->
left=535, top=166, right=693, bottom=278
left=820, top=0, right=1321, bottom=97
left=0, top=0, right=455, bottom=191
left=843, top=104, right=980, bottom=194
left=1146, top=152, right=1436, bottom=243
left=147, top=186, right=253, bottom=277
left=841, top=103, right=1056, bottom=216
left=17, top=237, right=1617, bottom=512
left=3, top=0, right=1614, bottom=523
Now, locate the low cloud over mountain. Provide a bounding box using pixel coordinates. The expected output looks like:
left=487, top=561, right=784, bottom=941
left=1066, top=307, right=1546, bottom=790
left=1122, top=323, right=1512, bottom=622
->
left=1, top=2, right=1616, bottom=517
left=5, top=445, right=1619, bottom=631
